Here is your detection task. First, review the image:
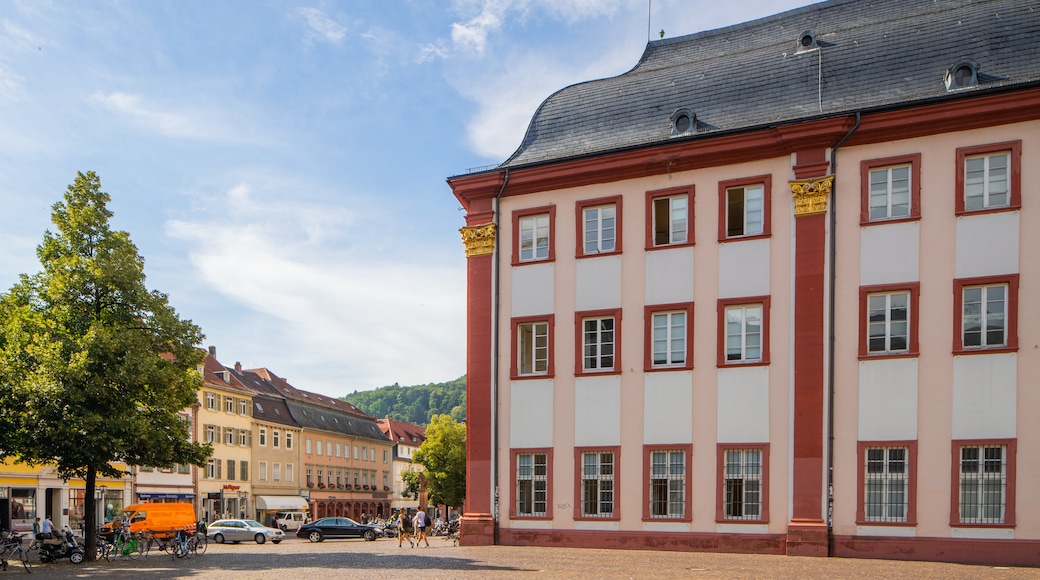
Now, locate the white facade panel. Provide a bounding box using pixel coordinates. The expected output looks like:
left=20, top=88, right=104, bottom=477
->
left=955, top=212, right=1020, bottom=279
left=574, top=521, right=620, bottom=531
left=511, top=262, right=554, bottom=316
left=951, top=527, right=1015, bottom=539
left=509, top=379, right=554, bottom=448
left=858, top=359, right=918, bottom=441
left=644, top=371, right=693, bottom=444
left=575, top=375, right=621, bottom=446
left=717, top=366, right=769, bottom=443
left=643, top=521, right=692, bottom=532
left=855, top=526, right=917, bottom=537
left=716, top=524, right=769, bottom=534
left=718, top=238, right=770, bottom=299
left=576, top=255, right=622, bottom=310
left=860, top=222, right=920, bottom=285
left=951, top=353, right=1017, bottom=440
left=645, top=246, right=694, bottom=305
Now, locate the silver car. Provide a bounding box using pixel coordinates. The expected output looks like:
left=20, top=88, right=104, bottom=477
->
left=207, top=519, right=285, bottom=544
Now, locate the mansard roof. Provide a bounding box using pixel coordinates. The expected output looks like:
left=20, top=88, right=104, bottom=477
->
left=498, top=0, right=1040, bottom=169
left=283, top=398, right=389, bottom=443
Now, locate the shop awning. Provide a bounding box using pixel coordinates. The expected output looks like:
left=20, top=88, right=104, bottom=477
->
left=255, top=496, right=309, bottom=511
left=137, top=493, right=194, bottom=499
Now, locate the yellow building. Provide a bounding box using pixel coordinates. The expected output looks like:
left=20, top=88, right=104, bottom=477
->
left=0, top=460, right=128, bottom=534
left=197, top=349, right=255, bottom=520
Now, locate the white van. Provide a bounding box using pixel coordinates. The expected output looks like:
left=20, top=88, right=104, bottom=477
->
left=274, top=511, right=306, bottom=531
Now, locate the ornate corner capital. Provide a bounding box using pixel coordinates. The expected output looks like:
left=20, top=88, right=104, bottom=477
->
left=789, top=175, right=834, bottom=216
left=459, top=223, right=496, bottom=258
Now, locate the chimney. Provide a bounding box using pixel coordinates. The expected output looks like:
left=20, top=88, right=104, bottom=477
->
left=235, top=362, right=242, bottom=372
left=208, top=346, right=216, bottom=357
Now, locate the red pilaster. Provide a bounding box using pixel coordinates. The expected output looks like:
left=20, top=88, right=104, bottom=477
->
left=459, top=208, right=496, bottom=546
left=787, top=156, right=829, bottom=557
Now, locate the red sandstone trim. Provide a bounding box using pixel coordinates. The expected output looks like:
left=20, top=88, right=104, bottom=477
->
left=509, top=447, right=554, bottom=521
left=574, top=308, right=623, bottom=376
left=575, top=195, right=623, bottom=259
left=641, top=444, right=693, bottom=523
left=715, top=296, right=771, bottom=368
left=500, top=526, right=787, bottom=554
left=854, top=440, right=918, bottom=526
left=509, top=314, right=556, bottom=380
left=951, top=274, right=1019, bottom=354
left=644, top=185, right=695, bottom=250
left=572, top=446, right=621, bottom=521
left=717, top=175, right=773, bottom=243
left=949, top=438, right=1017, bottom=528
left=715, top=443, right=771, bottom=524
left=834, top=534, right=1040, bottom=567
left=859, top=153, right=922, bottom=225
left=857, top=282, right=921, bottom=359
left=643, top=302, right=695, bottom=372
left=511, top=205, right=557, bottom=266
left=954, top=140, right=1022, bottom=216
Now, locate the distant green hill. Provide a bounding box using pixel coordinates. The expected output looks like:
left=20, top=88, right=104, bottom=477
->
left=342, top=375, right=466, bottom=426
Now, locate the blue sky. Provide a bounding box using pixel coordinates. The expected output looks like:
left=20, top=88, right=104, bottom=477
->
left=0, top=0, right=813, bottom=397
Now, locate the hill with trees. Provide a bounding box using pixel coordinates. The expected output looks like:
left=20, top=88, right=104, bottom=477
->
left=342, top=375, right=465, bottom=426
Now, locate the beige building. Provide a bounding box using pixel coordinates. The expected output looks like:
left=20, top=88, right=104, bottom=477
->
left=197, top=349, right=254, bottom=520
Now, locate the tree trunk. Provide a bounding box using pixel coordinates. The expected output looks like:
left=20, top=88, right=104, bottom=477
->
left=83, top=467, right=96, bottom=562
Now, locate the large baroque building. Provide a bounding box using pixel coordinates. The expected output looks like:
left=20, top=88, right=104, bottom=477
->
left=448, top=0, right=1040, bottom=565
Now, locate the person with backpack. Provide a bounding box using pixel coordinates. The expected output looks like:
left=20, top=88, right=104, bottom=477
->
left=397, top=510, right=414, bottom=548
left=413, top=510, right=430, bottom=547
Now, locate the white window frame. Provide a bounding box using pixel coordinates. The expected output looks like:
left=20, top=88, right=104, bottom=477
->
left=582, top=204, right=616, bottom=254
left=964, top=152, right=1010, bottom=211
left=516, top=453, right=548, bottom=517
left=962, top=284, right=1007, bottom=348
left=651, top=195, right=688, bottom=246
left=305, top=438, right=312, bottom=454
left=273, top=463, right=282, bottom=482
left=649, top=450, right=685, bottom=519
left=258, top=428, right=267, bottom=447
left=725, top=304, right=763, bottom=363
left=205, top=425, right=216, bottom=444
left=286, top=463, right=294, bottom=483
left=580, top=451, right=615, bottom=518
left=867, top=292, right=909, bottom=354
left=224, top=396, right=234, bottom=414
left=519, top=213, right=550, bottom=262
left=518, top=321, right=549, bottom=375
left=651, top=311, right=686, bottom=367
left=273, top=430, right=281, bottom=449
left=864, top=446, right=908, bottom=523
left=316, top=439, right=323, bottom=456
left=725, top=184, right=764, bottom=238
left=205, top=392, right=216, bottom=410
left=286, top=432, right=294, bottom=450
left=868, top=165, right=911, bottom=221
left=958, top=444, right=1007, bottom=524
left=723, top=448, right=763, bottom=521
left=582, top=316, right=615, bottom=372
left=259, top=461, right=267, bottom=481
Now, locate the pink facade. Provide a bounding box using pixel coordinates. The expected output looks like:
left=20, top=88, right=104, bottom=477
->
left=450, top=0, right=1040, bottom=565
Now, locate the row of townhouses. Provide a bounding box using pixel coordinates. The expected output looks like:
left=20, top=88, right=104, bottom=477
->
left=0, top=347, right=426, bottom=533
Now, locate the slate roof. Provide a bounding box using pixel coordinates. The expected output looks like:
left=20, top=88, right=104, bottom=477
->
left=283, top=399, right=389, bottom=442
left=499, top=0, right=1040, bottom=169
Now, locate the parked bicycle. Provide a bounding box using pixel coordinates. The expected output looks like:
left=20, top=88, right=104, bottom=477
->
left=0, top=530, right=32, bottom=573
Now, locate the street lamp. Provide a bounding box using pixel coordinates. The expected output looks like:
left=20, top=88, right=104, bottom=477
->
left=96, top=485, right=108, bottom=529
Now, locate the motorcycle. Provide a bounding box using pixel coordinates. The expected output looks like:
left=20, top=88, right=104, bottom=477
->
left=38, top=528, right=85, bottom=564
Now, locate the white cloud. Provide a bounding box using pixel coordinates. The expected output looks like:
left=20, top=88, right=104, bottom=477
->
left=165, top=180, right=466, bottom=394
left=416, top=41, right=449, bottom=64
left=450, top=3, right=504, bottom=56
left=298, top=7, right=348, bottom=46
left=89, top=91, right=268, bottom=145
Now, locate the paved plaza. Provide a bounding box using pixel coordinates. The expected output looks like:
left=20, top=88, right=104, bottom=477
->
left=13, top=536, right=1039, bottom=579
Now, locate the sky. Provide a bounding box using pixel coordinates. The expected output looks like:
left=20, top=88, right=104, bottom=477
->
left=0, top=0, right=814, bottom=397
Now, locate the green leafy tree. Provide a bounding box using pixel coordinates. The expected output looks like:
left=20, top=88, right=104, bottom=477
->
left=400, top=468, right=421, bottom=500
left=412, top=414, right=466, bottom=509
left=0, top=172, right=212, bottom=560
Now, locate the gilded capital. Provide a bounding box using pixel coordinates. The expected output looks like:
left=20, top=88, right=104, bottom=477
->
left=459, top=223, right=496, bottom=258
left=789, top=175, right=834, bottom=216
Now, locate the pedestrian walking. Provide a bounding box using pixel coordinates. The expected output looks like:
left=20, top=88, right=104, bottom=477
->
left=413, top=510, right=429, bottom=547
left=397, top=511, right=413, bottom=548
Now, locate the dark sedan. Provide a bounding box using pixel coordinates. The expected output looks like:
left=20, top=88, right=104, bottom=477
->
left=296, top=517, right=379, bottom=542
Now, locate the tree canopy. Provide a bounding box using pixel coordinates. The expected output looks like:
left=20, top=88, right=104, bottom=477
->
left=0, top=171, right=211, bottom=559
left=343, top=376, right=465, bottom=426
left=411, top=414, right=466, bottom=509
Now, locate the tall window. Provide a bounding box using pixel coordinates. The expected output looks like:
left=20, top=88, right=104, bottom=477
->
left=273, top=463, right=281, bottom=482
left=305, top=438, right=312, bottom=454
left=652, top=195, right=688, bottom=246
left=725, top=304, right=762, bottom=363
left=259, top=461, right=268, bottom=481
left=726, top=185, right=764, bottom=238
left=580, top=451, right=615, bottom=518
left=651, top=310, right=686, bottom=367
left=205, top=425, right=216, bottom=443
left=286, top=432, right=293, bottom=450
left=583, top=204, right=616, bottom=254
left=519, top=214, right=550, bottom=262
left=515, top=452, right=548, bottom=517
left=518, top=320, right=549, bottom=376
left=239, top=399, right=248, bottom=416
left=868, top=165, right=911, bottom=220
left=240, top=460, right=248, bottom=481
left=958, top=444, right=1008, bottom=525
left=206, top=459, right=217, bottom=479
left=205, top=392, right=216, bottom=410
left=722, top=448, right=763, bottom=521
left=238, top=429, right=248, bottom=446
left=227, top=459, right=236, bottom=481
left=956, top=141, right=1021, bottom=214
left=224, top=396, right=234, bottom=413
left=286, top=463, right=293, bottom=483
left=648, top=449, right=685, bottom=519
left=581, top=315, right=615, bottom=372
left=962, top=284, right=1007, bottom=348
left=258, top=428, right=267, bottom=447
left=864, top=446, right=908, bottom=522
left=224, top=428, right=235, bottom=446
left=867, top=292, right=909, bottom=353
left=316, top=440, right=323, bottom=456
left=273, top=430, right=281, bottom=449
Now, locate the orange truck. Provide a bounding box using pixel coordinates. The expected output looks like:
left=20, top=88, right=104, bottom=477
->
left=119, top=503, right=197, bottom=535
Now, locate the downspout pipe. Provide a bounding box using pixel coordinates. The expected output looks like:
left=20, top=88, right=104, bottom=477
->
left=826, top=112, right=860, bottom=554
left=491, top=168, right=509, bottom=545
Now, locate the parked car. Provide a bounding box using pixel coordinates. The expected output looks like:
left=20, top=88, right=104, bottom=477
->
left=274, top=511, right=306, bottom=532
left=207, top=519, right=285, bottom=544
left=296, top=517, right=379, bottom=542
